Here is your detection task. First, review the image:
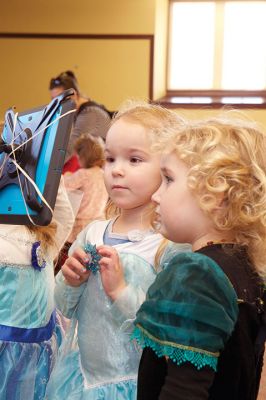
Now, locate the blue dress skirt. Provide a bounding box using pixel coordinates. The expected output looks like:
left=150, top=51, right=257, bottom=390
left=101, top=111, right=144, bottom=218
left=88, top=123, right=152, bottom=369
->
left=46, top=252, right=157, bottom=400
left=0, top=262, right=62, bottom=400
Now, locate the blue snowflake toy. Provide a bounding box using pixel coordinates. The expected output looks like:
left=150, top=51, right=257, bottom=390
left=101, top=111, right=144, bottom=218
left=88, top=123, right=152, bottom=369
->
left=84, top=243, right=101, bottom=274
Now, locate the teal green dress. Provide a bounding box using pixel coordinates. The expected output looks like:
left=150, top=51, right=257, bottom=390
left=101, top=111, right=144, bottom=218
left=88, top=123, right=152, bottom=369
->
left=132, top=251, right=238, bottom=372
left=132, top=246, right=265, bottom=399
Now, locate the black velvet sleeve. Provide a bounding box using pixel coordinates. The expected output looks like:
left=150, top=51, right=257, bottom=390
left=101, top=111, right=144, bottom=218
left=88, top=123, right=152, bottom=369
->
left=137, top=348, right=168, bottom=400
left=159, top=360, right=215, bottom=400
left=137, top=348, right=215, bottom=400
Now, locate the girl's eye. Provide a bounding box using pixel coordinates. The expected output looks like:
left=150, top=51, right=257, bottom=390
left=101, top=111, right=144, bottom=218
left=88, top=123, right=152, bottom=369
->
left=130, top=157, right=142, bottom=163
left=164, top=175, right=173, bottom=184
left=105, top=156, right=115, bottom=163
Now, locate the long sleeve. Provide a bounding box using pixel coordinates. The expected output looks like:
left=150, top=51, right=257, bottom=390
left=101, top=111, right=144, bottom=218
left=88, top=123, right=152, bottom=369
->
left=51, top=178, right=75, bottom=259
left=109, top=284, right=146, bottom=328
left=159, top=360, right=215, bottom=400
left=54, top=226, right=90, bottom=318
left=110, top=243, right=191, bottom=329
left=68, top=226, right=89, bottom=254
left=137, top=349, right=215, bottom=400
left=109, top=252, right=156, bottom=329
left=54, top=271, right=87, bottom=318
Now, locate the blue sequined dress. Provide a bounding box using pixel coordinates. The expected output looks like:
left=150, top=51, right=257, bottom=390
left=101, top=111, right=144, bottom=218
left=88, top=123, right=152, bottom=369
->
left=0, top=182, right=74, bottom=400
left=46, top=219, right=190, bottom=400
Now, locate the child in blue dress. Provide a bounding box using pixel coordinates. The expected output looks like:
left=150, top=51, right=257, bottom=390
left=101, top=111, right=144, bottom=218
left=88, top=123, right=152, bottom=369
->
left=0, top=179, right=74, bottom=400
left=133, top=113, right=266, bottom=399
left=46, top=101, right=190, bottom=400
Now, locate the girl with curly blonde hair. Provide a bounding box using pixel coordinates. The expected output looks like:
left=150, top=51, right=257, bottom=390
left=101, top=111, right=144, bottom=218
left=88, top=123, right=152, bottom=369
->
left=133, top=112, right=266, bottom=400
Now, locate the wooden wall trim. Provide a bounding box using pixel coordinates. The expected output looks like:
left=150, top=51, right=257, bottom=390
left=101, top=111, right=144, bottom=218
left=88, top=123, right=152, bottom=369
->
left=0, top=32, right=154, bottom=100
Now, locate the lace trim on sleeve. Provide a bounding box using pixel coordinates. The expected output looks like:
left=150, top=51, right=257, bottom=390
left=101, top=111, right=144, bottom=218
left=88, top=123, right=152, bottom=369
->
left=132, top=325, right=219, bottom=371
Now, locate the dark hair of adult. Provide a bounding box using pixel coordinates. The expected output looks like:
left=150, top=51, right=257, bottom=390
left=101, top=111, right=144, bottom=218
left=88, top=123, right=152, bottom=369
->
left=49, top=70, right=80, bottom=95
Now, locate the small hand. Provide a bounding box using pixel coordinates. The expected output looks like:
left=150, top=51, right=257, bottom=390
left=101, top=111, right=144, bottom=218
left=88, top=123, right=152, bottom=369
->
left=61, top=247, right=90, bottom=287
left=97, top=245, right=127, bottom=300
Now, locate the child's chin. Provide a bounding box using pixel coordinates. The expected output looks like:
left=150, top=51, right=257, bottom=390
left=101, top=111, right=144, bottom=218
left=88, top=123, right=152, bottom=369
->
left=160, top=227, right=176, bottom=242
left=154, top=221, right=175, bottom=241
left=157, top=225, right=170, bottom=239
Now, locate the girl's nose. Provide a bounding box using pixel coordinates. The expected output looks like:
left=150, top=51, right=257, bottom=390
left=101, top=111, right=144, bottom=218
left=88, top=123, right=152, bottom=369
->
left=151, top=187, right=161, bottom=204
left=111, top=163, right=125, bottom=177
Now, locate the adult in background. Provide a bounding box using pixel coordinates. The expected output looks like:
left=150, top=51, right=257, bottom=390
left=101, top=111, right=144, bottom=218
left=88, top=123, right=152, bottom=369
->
left=49, top=70, right=111, bottom=172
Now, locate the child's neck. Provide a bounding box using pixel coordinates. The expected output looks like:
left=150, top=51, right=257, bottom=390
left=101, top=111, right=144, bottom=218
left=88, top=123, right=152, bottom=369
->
left=112, top=207, right=152, bottom=234
left=192, top=232, right=235, bottom=252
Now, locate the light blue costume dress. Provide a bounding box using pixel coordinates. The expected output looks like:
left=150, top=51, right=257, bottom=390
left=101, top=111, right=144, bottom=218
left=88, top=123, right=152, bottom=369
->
left=46, top=219, right=190, bottom=400
left=0, top=182, right=74, bottom=400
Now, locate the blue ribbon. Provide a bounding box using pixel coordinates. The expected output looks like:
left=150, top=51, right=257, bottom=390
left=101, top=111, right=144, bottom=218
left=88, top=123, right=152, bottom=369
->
left=0, top=311, right=56, bottom=343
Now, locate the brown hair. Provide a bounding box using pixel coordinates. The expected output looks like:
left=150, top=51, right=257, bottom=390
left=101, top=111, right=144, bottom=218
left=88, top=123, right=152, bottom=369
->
left=74, top=134, right=105, bottom=168
left=49, top=70, right=80, bottom=95
left=28, top=222, right=57, bottom=253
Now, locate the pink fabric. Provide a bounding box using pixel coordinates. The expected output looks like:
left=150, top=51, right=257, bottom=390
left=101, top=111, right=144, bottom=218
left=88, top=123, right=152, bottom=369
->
left=64, top=167, right=108, bottom=243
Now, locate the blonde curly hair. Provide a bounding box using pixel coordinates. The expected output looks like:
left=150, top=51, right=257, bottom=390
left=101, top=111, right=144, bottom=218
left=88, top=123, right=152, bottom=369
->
left=154, top=111, right=266, bottom=278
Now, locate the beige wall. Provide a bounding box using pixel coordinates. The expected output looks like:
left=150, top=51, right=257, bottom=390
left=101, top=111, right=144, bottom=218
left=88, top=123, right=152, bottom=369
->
left=0, top=0, right=156, bottom=34
left=1, top=0, right=266, bottom=129
left=172, top=108, right=266, bottom=130
left=0, top=37, right=150, bottom=116
left=0, top=0, right=156, bottom=118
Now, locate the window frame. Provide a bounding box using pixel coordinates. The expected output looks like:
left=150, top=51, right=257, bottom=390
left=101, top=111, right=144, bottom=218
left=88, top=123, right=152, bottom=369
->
left=161, top=0, right=266, bottom=108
